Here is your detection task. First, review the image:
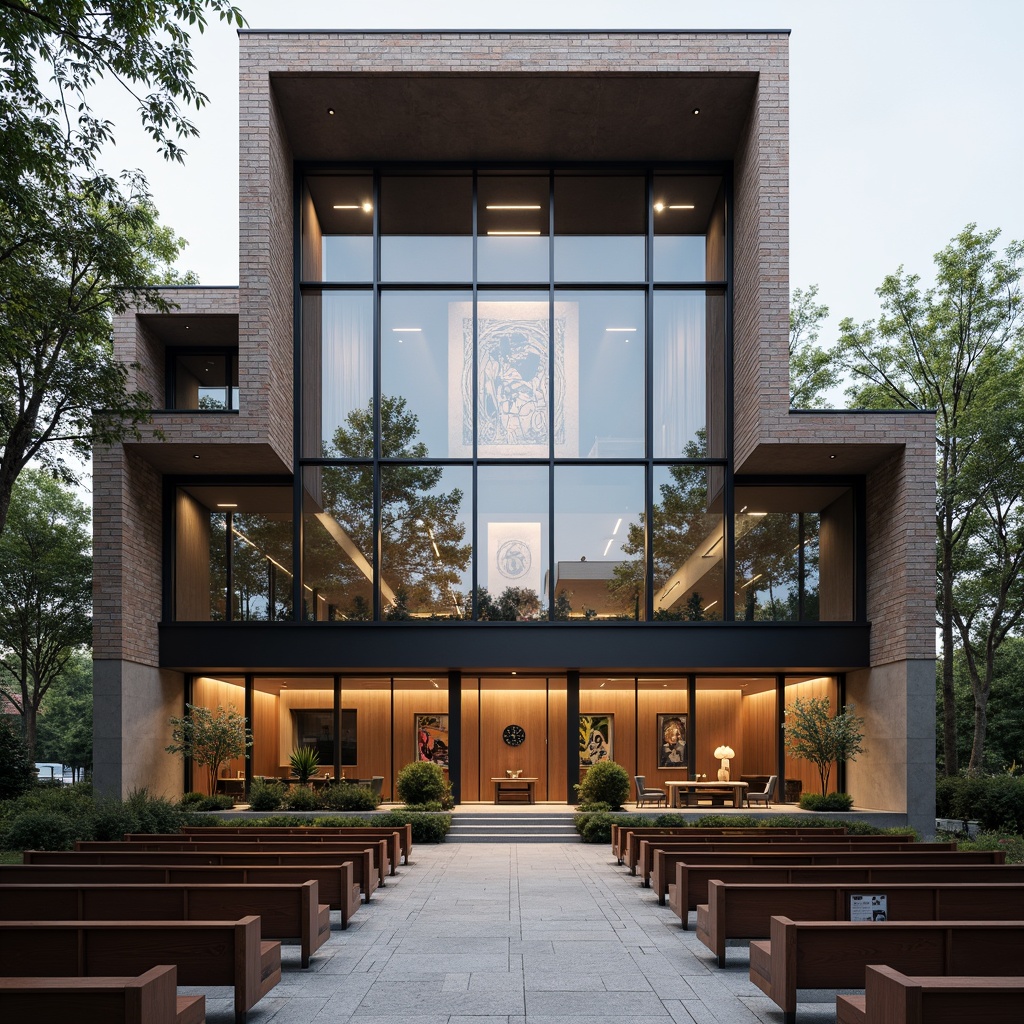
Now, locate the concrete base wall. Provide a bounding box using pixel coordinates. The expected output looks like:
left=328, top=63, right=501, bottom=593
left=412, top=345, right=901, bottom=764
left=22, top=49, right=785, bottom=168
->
left=846, top=659, right=935, bottom=835
left=93, top=660, right=185, bottom=798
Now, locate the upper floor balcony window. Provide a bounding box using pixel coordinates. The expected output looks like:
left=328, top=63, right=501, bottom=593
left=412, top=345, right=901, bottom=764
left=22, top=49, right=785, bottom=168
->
left=169, top=350, right=239, bottom=411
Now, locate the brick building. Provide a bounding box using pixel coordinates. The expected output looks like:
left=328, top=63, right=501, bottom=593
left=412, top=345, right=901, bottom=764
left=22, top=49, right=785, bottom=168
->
left=93, top=30, right=936, bottom=830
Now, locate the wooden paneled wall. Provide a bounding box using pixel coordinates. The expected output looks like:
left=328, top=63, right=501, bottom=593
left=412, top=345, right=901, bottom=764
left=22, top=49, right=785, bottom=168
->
left=694, top=689, right=742, bottom=780
left=740, top=688, right=777, bottom=777
left=820, top=491, right=854, bottom=620
left=639, top=687, right=689, bottom=784
left=191, top=677, right=279, bottom=785
left=175, top=491, right=212, bottom=621
left=784, top=676, right=839, bottom=795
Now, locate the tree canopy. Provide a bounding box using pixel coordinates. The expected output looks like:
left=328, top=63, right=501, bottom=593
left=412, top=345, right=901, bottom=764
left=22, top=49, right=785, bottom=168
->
left=0, top=468, right=91, bottom=761
left=832, top=224, right=1024, bottom=774
left=789, top=284, right=836, bottom=409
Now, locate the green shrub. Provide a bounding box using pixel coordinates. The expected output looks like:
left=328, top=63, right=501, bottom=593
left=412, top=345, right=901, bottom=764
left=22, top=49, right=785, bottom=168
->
left=799, top=792, right=854, bottom=812
left=945, top=775, right=1024, bottom=833
left=124, top=789, right=186, bottom=833
left=653, top=813, right=689, bottom=827
left=311, top=815, right=371, bottom=828
left=396, top=762, right=448, bottom=806
left=91, top=800, right=141, bottom=840
left=375, top=810, right=452, bottom=843
left=956, top=830, right=1024, bottom=864
left=695, top=813, right=760, bottom=828
left=233, top=814, right=295, bottom=827
left=573, top=810, right=646, bottom=843
left=576, top=801, right=611, bottom=813
left=179, top=792, right=233, bottom=812
left=317, top=782, right=381, bottom=812
left=248, top=778, right=285, bottom=811
left=0, top=718, right=34, bottom=800
left=284, top=785, right=319, bottom=811
left=3, top=809, right=76, bottom=851
left=575, top=760, right=630, bottom=809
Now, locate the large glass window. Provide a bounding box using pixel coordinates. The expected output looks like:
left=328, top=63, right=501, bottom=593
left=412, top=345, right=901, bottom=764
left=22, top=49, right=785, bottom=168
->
left=477, top=465, right=549, bottom=619
left=174, top=485, right=293, bottom=622
left=553, top=465, right=643, bottom=620
left=171, top=351, right=238, bottom=411
left=380, top=175, right=472, bottom=282
left=733, top=486, right=853, bottom=622
left=302, top=175, right=374, bottom=283
left=478, top=174, right=549, bottom=282
left=652, top=175, right=726, bottom=282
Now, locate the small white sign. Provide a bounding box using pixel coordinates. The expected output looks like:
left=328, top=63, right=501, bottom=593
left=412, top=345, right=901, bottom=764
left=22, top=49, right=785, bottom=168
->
left=487, top=521, right=543, bottom=597
left=850, top=893, right=888, bottom=922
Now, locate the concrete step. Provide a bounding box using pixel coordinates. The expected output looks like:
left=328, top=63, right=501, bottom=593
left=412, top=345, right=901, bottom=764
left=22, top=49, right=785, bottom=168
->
left=448, top=813, right=579, bottom=843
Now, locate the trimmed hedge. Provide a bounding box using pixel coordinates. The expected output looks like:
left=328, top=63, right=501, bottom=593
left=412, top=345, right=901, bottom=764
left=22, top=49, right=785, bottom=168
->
left=799, top=792, right=854, bottom=812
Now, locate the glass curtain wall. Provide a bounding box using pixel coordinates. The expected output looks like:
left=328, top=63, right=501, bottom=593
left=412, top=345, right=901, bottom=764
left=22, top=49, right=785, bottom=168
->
left=298, top=167, right=729, bottom=622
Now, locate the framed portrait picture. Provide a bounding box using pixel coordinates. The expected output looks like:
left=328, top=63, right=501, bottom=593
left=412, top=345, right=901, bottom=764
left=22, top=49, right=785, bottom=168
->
left=415, top=714, right=449, bottom=768
left=579, top=714, right=613, bottom=767
left=657, top=714, right=688, bottom=769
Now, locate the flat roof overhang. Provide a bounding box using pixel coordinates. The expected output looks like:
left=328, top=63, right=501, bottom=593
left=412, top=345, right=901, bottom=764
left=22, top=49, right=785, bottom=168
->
left=271, top=72, right=758, bottom=163
left=160, top=620, right=869, bottom=675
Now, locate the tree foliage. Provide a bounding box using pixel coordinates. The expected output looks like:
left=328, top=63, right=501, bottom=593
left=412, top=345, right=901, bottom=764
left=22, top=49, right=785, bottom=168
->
left=789, top=284, right=837, bottom=409
left=34, top=649, right=92, bottom=778
left=0, top=469, right=91, bottom=761
left=784, top=696, right=866, bottom=795
left=833, top=225, right=1024, bottom=775
left=0, top=713, right=34, bottom=799
left=165, top=703, right=251, bottom=796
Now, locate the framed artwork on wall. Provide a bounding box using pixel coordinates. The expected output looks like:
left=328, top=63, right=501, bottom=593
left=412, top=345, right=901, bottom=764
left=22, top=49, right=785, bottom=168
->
left=579, top=714, right=613, bottom=767
left=657, top=714, right=688, bottom=769
left=415, top=714, right=449, bottom=768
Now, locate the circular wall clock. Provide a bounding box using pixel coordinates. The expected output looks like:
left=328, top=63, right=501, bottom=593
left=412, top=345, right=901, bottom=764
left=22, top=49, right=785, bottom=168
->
left=502, top=724, right=526, bottom=747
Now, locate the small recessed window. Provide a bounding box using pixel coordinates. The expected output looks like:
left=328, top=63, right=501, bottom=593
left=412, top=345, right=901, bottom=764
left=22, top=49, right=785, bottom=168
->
left=172, top=351, right=239, bottom=411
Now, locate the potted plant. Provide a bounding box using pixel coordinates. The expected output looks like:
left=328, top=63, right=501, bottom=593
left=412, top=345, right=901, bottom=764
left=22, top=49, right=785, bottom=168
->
left=289, top=745, right=321, bottom=787
left=784, top=696, right=865, bottom=811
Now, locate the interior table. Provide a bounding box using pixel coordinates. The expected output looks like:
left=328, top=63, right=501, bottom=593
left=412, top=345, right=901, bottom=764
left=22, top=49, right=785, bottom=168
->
left=665, top=780, right=749, bottom=808
left=490, top=778, right=539, bottom=804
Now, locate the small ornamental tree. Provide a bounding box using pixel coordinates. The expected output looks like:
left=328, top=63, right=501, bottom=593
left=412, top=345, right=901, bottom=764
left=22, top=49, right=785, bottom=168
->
left=784, top=696, right=866, bottom=795
left=165, top=703, right=252, bottom=796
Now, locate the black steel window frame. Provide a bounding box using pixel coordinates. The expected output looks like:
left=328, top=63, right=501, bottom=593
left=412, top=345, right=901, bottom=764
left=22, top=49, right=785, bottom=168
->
left=165, top=345, right=239, bottom=412
left=293, top=161, right=734, bottom=623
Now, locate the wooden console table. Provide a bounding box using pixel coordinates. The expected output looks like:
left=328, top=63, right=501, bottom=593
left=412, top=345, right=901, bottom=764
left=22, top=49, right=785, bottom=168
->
left=491, top=778, right=539, bottom=804
left=665, top=780, right=748, bottom=808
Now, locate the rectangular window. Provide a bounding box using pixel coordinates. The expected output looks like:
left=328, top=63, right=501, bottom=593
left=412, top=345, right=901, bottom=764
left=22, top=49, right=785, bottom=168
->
left=171, top=351, right=238, bottom=411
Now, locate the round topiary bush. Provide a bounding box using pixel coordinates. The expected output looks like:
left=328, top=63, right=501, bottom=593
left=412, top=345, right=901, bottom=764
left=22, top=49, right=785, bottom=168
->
left=575, top=759, right=630, bottom=809
left=248, top=778, right=285, bottom=811
left=3, top=809, right=77, bottom=851
left=396, top=761, right=447, bottom=806
left=799, top=791, right=854, bottom=812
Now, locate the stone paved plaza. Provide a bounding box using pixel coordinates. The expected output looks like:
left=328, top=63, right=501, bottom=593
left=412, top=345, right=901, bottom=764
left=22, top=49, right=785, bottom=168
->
left=190, top=841, right=843, bottom=1024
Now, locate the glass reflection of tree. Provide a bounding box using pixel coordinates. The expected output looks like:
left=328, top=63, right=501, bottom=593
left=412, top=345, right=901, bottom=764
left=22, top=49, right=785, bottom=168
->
left=737, top=512, right=820, bottom=621
left=610, top=443, right=721, bottom=620
left=208, top=513, right=293, bottom=621
left=319, top=396, right=470, bottom=619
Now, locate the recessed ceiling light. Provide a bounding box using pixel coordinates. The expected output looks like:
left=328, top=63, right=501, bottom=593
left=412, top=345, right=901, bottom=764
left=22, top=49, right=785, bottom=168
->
left=327, top=108, right=335, bottom=115
left=669, top=204, right=695, bottom=210
left=606, top=328, right=636, bottom=332
left=603, top=538, right=613, bottom=557
left=486, top=204, right=542, bottom=210
left=192, top=454, right=200, bottom=459
left=333, top=204, right=360, bottom=209
left=511, top=671, right=517, bottom=676
left=216, top=503, right=238, bottom=508
left=830, top=454, right=836, bottom=459
left=693, top=108, right=700, bottom=115
left=391, top=328, right=422, bottom=332
left=653, top=202, right=665, bottom=212
left=184, top=325, right=190, bottom=330
left=487, top=230, right=541, bottom=236
left=361, top=201, right=373, bottom=213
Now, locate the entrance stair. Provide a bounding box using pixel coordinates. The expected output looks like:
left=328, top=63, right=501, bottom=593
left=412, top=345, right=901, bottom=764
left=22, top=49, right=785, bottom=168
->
left=447, top=812, right=579, bottom=843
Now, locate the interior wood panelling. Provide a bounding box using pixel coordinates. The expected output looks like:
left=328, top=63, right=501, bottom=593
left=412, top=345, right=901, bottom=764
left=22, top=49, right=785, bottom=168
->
left=461, top=684, right=480, bottom=802
left=641, top=687, right=689, bottom=782
left=300, top=184, right=323, bottom=280
left=580, top=689, right=637, bottom=791
left=784, top=677, right=839, bottom=795
left=393, top=688, right=448, bottom=800
left=479, top=684, right=549, bottom=798
left=175, top=491, right=212, bottom=621
left=694, top=689, right=742, bottom=780
left=740, top=688, right=777, bottom=776
left=820, top=491, right=854, bottom=621
left=191, top=677, right=255, bottom=785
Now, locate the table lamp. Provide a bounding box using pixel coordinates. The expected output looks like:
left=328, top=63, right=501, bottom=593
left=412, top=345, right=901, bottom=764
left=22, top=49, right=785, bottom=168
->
left=714, top=744, right=735, bottom=782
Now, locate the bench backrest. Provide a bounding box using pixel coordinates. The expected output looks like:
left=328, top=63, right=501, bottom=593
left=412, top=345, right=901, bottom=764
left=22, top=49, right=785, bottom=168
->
left=674, top=860, right=1024, bottom=913
left=178, top=824, right=412, bottom=860
left=0, top=965, right=183, bottom=1024
left=616, top=826, right=849, bottom=863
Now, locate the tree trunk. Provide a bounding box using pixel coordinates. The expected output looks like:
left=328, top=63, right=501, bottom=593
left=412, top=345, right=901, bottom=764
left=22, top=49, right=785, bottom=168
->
left=940, top=533, right=958, bottom=775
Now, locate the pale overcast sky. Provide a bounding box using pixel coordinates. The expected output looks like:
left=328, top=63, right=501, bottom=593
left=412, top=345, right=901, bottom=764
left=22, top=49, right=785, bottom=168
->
left=98, top=0, right=1024, bottom=343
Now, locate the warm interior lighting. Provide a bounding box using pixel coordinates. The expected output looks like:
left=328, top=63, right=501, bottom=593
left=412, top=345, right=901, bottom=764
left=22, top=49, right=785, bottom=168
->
left=361, top=201, right=373, bottom=212
left=327, top=108, right=335, bottom=115
left=333, top=204, right=360, bottom=209
left=653, top=201, right=665, bottom=212
left=669, top=204, right=695, bottom=210
left=192, top=454, right=200, bottom=459
left=216, top=503, right=238, bottom=508
left=704, top=600, right=718, bottom=611
left=612, top=518, right=622, bottom=535
left=603, top=539, right=613, bottom=557
left=714, top=743, right=734, bottom=782
left=740, top=573, right=763, bottom=589
left=391, top=328, right=422, bottom=332
left=703, top=536, right=723, bottom=558
left=692, top=108, right=700, bottom=115
left=606, top=327, right=636, bottom=332
left=487, top=230, right=541, bottom=236
left=486, top=204, right=542, bottom=210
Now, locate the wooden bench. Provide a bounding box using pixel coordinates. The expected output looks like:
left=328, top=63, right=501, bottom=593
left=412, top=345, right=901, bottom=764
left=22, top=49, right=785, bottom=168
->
left=836, top=964, right=1024, bottom=1024
left=614, top=826, right=850, bottom=870
left=639, top=835, right=924, bottom=887
left=650, top=845, right=979, bottom=905
left=696, top=880, right=1024, bottom=966
left=0, top=917, right=280, bottom=1024
left=75, top=838, right=390, bottom=890
left=0, top=965, right=204, bottom=1024
left=0, top=881, right=330, bottom=969
left=26, top=847, right=379, bottom=902
left=178, top=824, right=414, bottom=867
left=670, top=861, right=1024, bottom=923
left=0, top=861, right=360, bottom=927
left=749, top=916, right=1024, bottom=1024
